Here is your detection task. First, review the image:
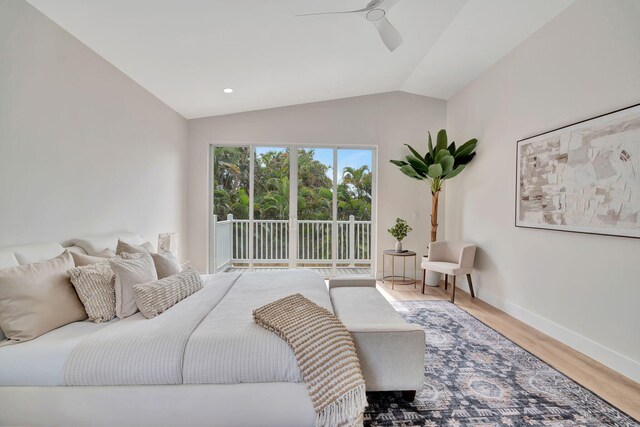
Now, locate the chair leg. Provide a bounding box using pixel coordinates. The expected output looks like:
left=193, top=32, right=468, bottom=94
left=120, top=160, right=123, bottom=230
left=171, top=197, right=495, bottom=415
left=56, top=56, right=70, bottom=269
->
left=421, top=269, right=426, bottom=294
left=444, top=274, right=448, bottom=290
left=466, top=274, right=475, bottom=298
left=451, top=275, right=456, bottom=303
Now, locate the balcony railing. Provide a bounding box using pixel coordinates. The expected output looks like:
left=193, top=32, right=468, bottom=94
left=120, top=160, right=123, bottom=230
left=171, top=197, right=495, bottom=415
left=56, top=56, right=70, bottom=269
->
left=211, top=214, right=372, bottom=272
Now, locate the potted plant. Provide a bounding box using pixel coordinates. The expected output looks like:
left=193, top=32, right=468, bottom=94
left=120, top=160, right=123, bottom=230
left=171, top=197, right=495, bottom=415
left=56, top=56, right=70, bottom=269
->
left=390, top=129, right=477, bottom=247
left=387, top=218, right=412, bottom=252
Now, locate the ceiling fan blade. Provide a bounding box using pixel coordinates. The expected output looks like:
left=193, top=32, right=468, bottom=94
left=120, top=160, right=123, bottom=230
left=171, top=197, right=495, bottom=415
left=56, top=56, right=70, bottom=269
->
left=373, top=17, right=403, bottom=51
left=296, top=7, right=371, bottom=17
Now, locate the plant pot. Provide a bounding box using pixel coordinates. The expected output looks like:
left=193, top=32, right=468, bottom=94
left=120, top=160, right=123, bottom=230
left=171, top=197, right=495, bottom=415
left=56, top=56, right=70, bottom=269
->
left=422, top=256, right=441, bottom=287
left=425, top=271, right=441, bottom=287
left=395, top=242, right=402, bottom=252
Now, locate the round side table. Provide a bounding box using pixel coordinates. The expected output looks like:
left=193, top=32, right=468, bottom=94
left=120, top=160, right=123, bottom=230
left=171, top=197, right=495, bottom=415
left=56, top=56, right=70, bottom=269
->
left=382, top=250, right=417, bottom=290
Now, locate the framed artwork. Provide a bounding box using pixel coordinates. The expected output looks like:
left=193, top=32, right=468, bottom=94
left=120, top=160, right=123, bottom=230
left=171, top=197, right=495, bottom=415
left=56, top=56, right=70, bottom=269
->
left=516, top=103, right=640, bottom=238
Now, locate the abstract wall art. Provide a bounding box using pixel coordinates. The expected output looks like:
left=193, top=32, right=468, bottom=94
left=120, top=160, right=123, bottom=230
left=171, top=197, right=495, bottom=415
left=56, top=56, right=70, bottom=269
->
left=516, top=103, right=640, bottom=238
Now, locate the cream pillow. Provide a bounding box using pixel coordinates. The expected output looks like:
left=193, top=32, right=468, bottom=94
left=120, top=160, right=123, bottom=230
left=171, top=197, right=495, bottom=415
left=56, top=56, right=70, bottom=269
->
left=70, top=250, right=116, bottom=267
left=0, top=252, right=87, bottom=344
left=116, top=239, right=154, bottom=255
left=133, top=268, right=203, bottom=319
left=120, top=251, right=181, bottom=279
left=68, top=263, right=116, bottom=322
left=150, top=252, right=181, bottom=279
left=109, top=254, right=158, bottom=319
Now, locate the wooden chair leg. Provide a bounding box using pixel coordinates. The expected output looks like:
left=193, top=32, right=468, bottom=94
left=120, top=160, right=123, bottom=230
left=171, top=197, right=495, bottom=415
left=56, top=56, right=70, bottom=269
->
left=450, top=275, right=456, bottom=303
left=421, top=269, right=426, bottom=294
left=466, top=274, right=475, bottom=298
left=444, top=274, right=448, bottom=290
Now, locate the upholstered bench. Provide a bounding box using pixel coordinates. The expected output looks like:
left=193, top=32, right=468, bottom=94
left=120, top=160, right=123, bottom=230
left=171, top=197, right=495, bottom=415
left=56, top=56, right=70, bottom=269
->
left=328, top=278, right=425, bottom=400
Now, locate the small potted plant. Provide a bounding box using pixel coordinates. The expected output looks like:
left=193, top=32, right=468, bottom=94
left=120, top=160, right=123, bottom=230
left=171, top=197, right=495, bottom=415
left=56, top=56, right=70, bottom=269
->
left=387, top=218, right=412, bottom=252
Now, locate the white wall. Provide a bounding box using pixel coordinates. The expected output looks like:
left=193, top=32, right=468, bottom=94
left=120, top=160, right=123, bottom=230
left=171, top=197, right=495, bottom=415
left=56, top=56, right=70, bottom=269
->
left=0, top=0, right=188, bottom=253
left=446, top=0, right=640, bottom=382
left=187, top=91, right=447, bottom=275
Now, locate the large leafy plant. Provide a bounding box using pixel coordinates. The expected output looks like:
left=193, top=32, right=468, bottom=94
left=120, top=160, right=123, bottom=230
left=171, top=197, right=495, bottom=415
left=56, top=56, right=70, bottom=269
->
left=390, top=129, right=477, bottom=243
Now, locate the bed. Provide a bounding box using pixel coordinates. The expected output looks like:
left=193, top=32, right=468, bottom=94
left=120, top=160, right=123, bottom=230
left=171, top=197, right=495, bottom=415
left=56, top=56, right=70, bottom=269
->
left=0, top=234, right=424, bottom=427
left=0, top=236, right=323, bottom=427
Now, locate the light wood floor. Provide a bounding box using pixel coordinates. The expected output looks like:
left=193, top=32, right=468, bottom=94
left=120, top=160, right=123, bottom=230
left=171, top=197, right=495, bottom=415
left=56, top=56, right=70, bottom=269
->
left=376, top=278, right=640, bottom=421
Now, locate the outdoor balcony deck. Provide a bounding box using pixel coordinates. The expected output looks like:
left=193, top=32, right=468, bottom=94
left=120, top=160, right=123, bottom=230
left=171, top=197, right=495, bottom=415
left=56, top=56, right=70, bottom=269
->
left=211, top=214, right=373, bottom=277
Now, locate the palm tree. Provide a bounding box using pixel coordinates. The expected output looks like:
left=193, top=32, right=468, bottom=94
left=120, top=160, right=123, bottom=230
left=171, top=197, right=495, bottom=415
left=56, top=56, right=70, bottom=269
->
left=262, top=177, right=290, bottom=219
left=342, top=165, right=371, bottom=202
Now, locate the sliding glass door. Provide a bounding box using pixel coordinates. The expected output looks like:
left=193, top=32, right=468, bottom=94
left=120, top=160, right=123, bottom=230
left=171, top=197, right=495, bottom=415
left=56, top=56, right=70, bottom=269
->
left=253, top=147, right=291, bottom=268
left=295, top=148, right=334, bottom=273
left=211, top=145, right=375, bottom=277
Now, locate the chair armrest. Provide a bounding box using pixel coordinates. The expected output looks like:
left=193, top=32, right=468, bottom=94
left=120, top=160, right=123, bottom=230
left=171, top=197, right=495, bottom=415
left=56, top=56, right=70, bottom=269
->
left=328, top=277, right=376, bottom=289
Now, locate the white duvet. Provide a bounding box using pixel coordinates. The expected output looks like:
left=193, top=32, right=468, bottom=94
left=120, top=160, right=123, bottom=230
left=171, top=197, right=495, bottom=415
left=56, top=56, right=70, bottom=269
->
left=0, top=269, right=330, bottom=387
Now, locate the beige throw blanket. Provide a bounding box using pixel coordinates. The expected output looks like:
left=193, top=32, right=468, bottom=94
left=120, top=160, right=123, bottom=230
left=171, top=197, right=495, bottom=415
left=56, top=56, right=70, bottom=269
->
left=253, top=293, right=367, bottom=427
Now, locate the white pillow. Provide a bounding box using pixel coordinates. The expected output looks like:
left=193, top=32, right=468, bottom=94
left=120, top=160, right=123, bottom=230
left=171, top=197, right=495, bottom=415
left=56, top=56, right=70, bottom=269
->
left=109, top=254, right=158, bottom=319
left=69, top=236, right=118, bottom=256
left=65, top=245, right=88, bottom=255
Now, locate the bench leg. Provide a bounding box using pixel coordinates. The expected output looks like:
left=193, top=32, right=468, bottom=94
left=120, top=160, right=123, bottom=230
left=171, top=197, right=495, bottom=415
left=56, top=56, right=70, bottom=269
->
left=451, top=275, right=456, bottom=303
left=401, top=390, right=416, bottom=401
left=421, top=269, right=426, bottom=294
left=466, top=274, right=475, bottom=298
left=444, top=274, right=448, bottom=290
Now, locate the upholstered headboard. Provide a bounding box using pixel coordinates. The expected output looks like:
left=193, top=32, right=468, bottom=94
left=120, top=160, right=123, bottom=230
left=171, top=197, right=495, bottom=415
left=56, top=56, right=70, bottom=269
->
left=0, top=242, right=69, bottom=270
left=0, top=232, right=149, bottom=269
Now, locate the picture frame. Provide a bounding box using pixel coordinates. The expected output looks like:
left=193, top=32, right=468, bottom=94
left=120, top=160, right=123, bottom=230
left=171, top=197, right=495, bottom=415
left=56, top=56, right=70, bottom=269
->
left=515, top=103, right=640, bottom=239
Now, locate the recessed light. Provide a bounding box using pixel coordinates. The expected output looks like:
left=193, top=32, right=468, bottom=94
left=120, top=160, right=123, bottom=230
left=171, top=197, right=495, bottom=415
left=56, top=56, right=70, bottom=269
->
left=223, top=88, right=234, bottom=94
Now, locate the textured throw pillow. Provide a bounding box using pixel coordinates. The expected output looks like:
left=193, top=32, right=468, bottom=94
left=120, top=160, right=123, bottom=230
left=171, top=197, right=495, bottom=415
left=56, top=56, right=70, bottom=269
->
left=68, top=263, right=116, bottom=322
left=109, top=254, right=158, bottom=319
left=0, top=252, right=87, bottom=344
left=116, top=239, right=154, bottom=255
left=133, top=268, right=203, bottom=319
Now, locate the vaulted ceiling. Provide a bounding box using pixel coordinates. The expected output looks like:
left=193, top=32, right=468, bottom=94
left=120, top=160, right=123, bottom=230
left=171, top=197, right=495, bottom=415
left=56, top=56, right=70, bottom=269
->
left=26, top=0, right=574, bottom=118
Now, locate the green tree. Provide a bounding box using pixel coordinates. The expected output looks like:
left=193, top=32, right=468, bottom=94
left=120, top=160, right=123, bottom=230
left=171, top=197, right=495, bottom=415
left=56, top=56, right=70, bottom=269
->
left=213, top=147, right=372, bottom=222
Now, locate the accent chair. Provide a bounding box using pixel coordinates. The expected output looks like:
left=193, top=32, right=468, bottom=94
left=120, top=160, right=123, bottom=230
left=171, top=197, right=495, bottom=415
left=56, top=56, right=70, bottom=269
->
left=421, top=241, right=476, bottom=303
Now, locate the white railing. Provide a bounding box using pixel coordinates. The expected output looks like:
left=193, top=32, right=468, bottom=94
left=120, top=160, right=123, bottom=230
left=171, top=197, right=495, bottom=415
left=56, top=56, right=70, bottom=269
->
left=211, top=214, right=233, bottom=271
left=210, top=215, right=372, bottom=271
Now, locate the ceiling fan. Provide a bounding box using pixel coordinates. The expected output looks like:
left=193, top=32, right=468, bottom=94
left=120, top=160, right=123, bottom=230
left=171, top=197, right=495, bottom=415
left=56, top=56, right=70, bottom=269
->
left=297, top=0, right=403, bottom=52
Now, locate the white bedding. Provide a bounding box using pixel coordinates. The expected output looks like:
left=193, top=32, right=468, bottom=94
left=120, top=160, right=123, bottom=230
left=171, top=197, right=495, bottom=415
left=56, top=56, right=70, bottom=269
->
left=64, top=272, right=242, bottom=386
left=183, top=269, right=333, bottom=384
left=0, top=270, right=330, bottom=387
left=0, top=320, right=115, bottom=385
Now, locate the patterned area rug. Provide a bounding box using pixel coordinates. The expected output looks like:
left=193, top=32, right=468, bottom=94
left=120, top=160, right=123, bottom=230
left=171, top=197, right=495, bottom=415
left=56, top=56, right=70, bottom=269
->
left=364, top=300, right=639, bottom=426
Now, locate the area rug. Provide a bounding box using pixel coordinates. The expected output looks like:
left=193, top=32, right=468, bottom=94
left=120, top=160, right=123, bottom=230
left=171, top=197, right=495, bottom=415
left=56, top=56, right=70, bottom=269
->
left=364, top=300, right=639, bottom=426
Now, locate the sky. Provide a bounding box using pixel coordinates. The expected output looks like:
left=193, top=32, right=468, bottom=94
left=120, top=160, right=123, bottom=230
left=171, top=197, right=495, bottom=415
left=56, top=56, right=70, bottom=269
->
left=255, top=147, right=373, bottom=179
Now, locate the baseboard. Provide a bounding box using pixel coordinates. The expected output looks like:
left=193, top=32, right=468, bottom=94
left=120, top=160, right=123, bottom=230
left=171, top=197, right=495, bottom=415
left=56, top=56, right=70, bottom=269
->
left=373, top=271, right=640, bottom=383
left=473, top=288, right=640, bottom=384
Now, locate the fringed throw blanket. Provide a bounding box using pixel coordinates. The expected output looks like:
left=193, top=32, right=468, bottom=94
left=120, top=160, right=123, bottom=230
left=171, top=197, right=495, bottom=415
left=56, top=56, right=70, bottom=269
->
left=253, top=293, right=367, bottom=427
